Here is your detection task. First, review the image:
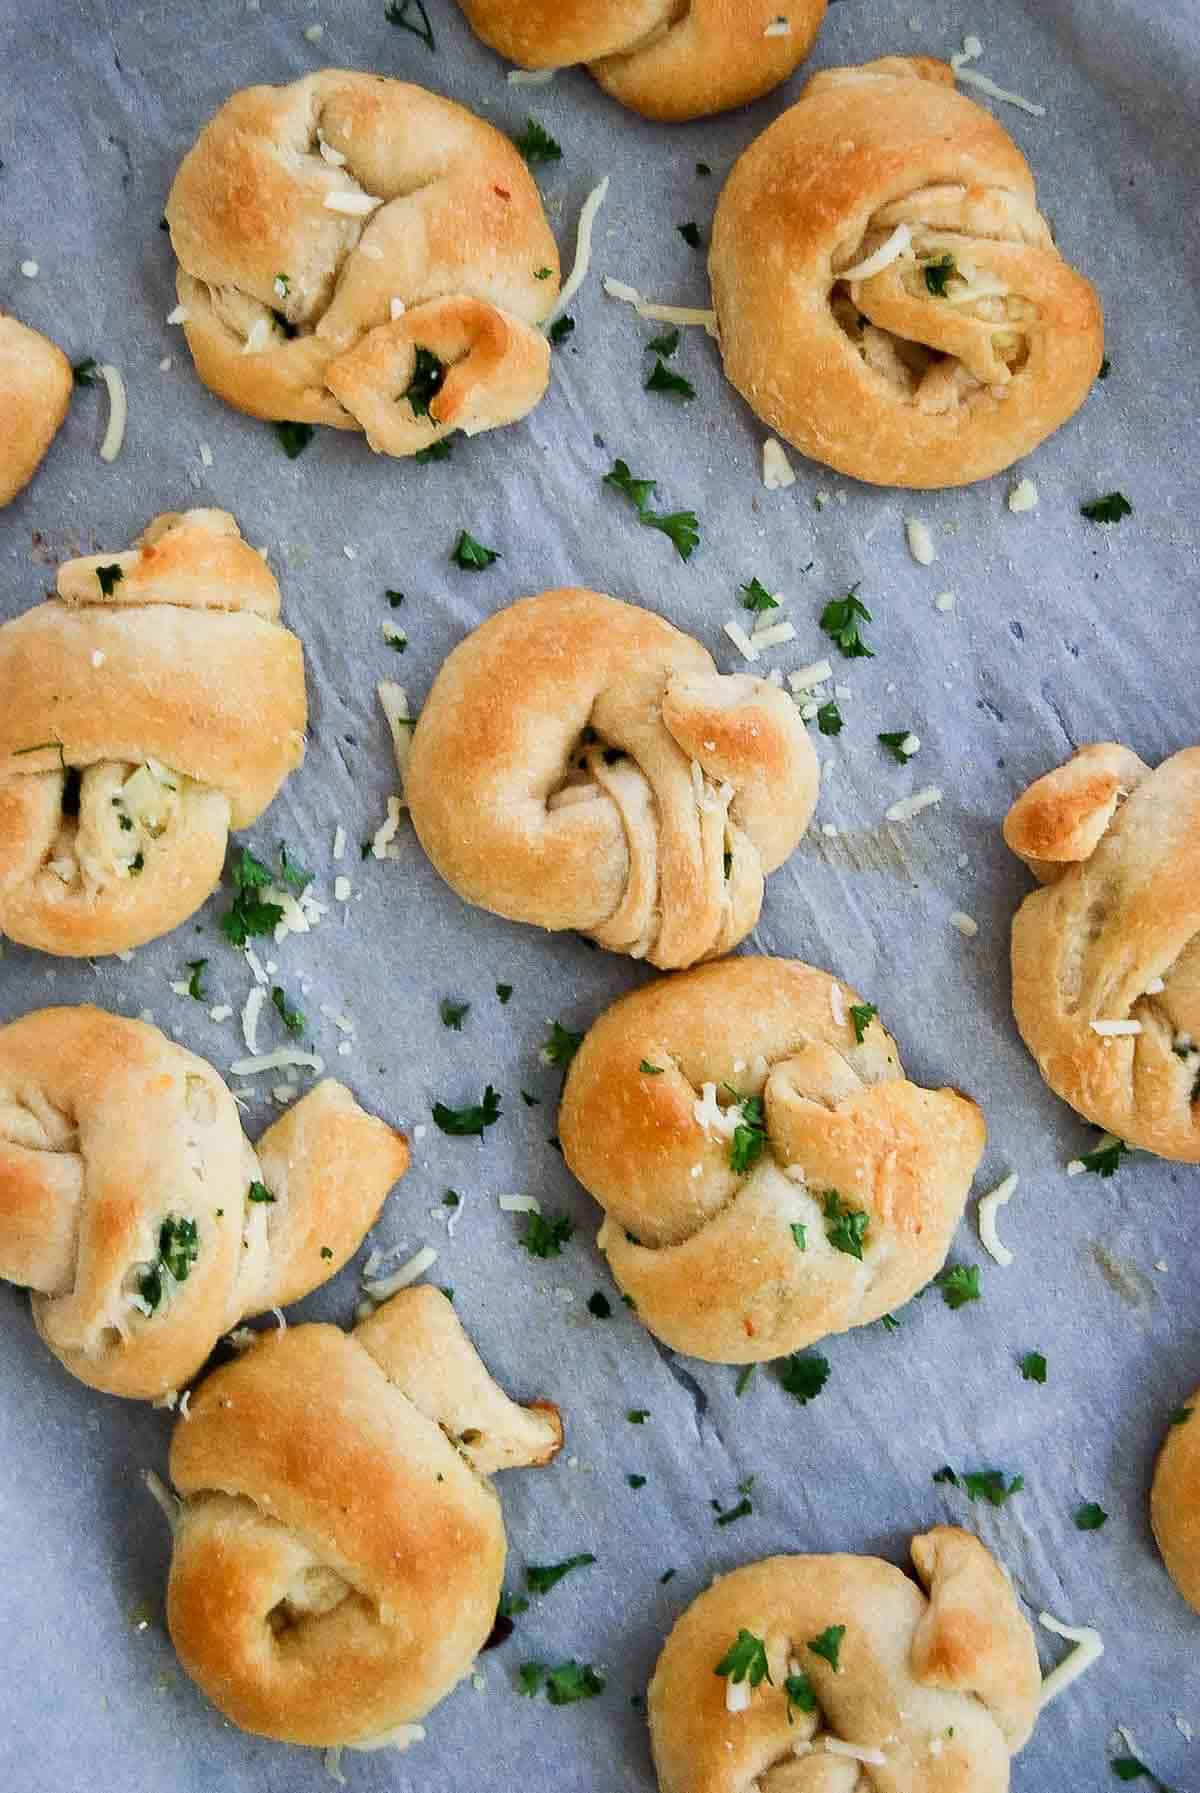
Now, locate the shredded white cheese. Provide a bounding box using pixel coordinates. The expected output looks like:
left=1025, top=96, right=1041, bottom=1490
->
left=98, top=363, right=127, bottom=462
left=209, top=1004, right=233, bottom=1023
left=304, top=22, right=324, bottom=41
left=1038, top=1611, right=1104, bottom=1706
left=372, top=795, right=403, bottom=860
left=363, top=1245, right=438, bottom=1301
left=143, top=1468, right=181, bottom=1532
left=602, top=275, right=719, bottom=339
left=499, top=1194, right=541, bottom=1214
left=723, top=619, right=760, bottom=663
left=829, top=982, right=846, bottom=1028
left=934, top=590, right=957, bottom=613
left=789, top=659, right=834, bottom=693
left=318, top=134, right=347, bottom=168
left=749, top=619, right=796, bottom=651
left=978, top=1172, right=1017, bottom=1267
left=1090, top=1019, right=1142, bottom=1037
left=389, top=296, right=406, bottom=320
left=725, top=1678, right=753, bottom=1714
left=762, top=437, right=796, bottom=490
left=507, top=66, right=556, bottom=85
left=840, top=222, right=912, bottom=283
left=378, top=680, right=412, bottom=781
left=886, top=786, right=943, bottom=823
left=1144, top=975, right=1165, bottom=995
left=19, top=259, right=38, bottom=278
left=1008, top=477, right=1039, bottom=513
left=548, top=176, right=610, bottom=324
left=334, top=875, right=351, bottom=902
left=324, top=190, right=384, bottom=217
left=906, top=518, right=937, bottom=566
left=950, top=35, right=1046, bottom=115
left=243, top=318, right=270, bottom=356
left=332, top=824, right=346, bottom=861
left=825, top=1740, right=886, bottom=1768
left=229, top=1048, right=325, bottom=1076
left=166, top=303, right=189, bottom=325
left=950, top=910, right=979, bottom=938
left=242, top=986, right=265, bottom=1055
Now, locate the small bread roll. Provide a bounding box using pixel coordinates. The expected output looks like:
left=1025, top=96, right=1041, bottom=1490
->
left=559, top=957, right=985, bottom=1361
left=649, top=1528, right=1041, bottom=1793
left=0, top=508, right=306, bottom=957
left=0, top=1006, right=409, bottom=1398
left=166, top=71, right=558, bottom=454
left=1152, top=1394, right=1200, bottom=1613
left=1005, top=742, right=1200, bottom=1160
left=0, top=314, right=72, bottom=506
left=457, top=0, right=826, bottom=121
left=405, top=590, right=818, bottom=969
left=164, top=1285, right=562, bottom=1747
left=710, top=57, right=1103, bottom=488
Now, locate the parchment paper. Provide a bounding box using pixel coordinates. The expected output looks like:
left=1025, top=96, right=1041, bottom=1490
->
left=1, top=0, right=1199, bottom=1787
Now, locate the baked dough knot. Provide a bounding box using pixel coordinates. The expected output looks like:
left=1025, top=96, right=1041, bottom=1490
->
left=166, top=70, right=560, bottom=455
left=1005, top=741, right=1200, bottom=1160
left=163, top=1285, right=562, bottom=1747
left=0, top=509, right=307, bottom=958
left=1152, top=1390, right=1200, bottom=1615
left=559, top=958, right=986, bottom=1361
left=648, top=1527, right=1041, bottom=1793
left=710, top=58, right=1103, bottom=488
left=0, top=1006, right=409, bottom=1399
left=456, top=0, right=826, bottom=121
left=405, top=590, right=819, bottom=969
left=0, top=314, right=72, bottom=507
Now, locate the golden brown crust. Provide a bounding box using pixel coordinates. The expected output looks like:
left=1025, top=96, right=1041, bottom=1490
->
left=709, top=57, right=1103, bottom=488
left=559, top=957, right=985, bottom=1361
left=0, top=315, right=72, bottom=506
left=1152, top=1391, right=1200, bottom=1612
left=459, top=0, right=825, bottom=121
left=166, top=71, right=557, bottom=453
left=1006, top=743, right=1200, bottom=1159
left=0, top=509, right=306, bottom=957
left=166, top=1287, right=562, bottom=1745
left=649, top=1528, right=1040, bottom=1793
left=0, top=1006, right=408, bottom=1398
left=406, top=591, right=818, bottom=970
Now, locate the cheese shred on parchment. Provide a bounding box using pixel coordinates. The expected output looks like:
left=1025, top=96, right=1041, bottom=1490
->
left=548, top=176, right=610, bottom=323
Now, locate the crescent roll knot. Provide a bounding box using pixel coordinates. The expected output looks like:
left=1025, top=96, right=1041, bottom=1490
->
left=0, top=1006, right=409, bottom=1398
left=406, top=590, right=818, bottom=970
left=165, top=71, right=559, bottom=454
left=559, top=957, right=985, bottom=1361
left=1152, top=1390, right=1200, bottom=1615
left=457, top=0, right=826, bottom=122
left=163, top=1285, right=563, bottom=1747
left=0, top=508, right=306, bottom=958
left=1005, top=742, right=1200, bottom=1161
left=0, top=314, right=72, bottom=507
left=710, top=57, right=1103, bottom=487
left=647, top=1527, right=1042, bottom=1793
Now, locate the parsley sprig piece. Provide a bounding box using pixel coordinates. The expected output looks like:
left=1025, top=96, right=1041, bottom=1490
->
left=878, top=730, right=918, bottom=763
left=184, top=958, right=207, bottom=1001
left=807, top=1626, right=845, bottom=1671
left=816, top=700, right=843, bottom=736
left=522, top=1210, right=574, bottom=1258
left=1019, top=1351, right=1047, bottom=1383
left=439, top=998, right=470, bottom=1031
left=785, top=1672, right=818, bottom=1719
left=219, top=848, right=284, bottom=946
left=677, top=221, right=703, bottom=249
left=935, top=1467, right=1024, bottom=1507
left=72, top=357, right=98, bottom=386
left=526, top=1555, right=596, bottom=1595
left=645, top=358, right=695, bottom=400
left=384, top=0, right=435, bottom=51
left=432, top=1086, right=502, bottom=1137
left=820, top=584, right=874, bottom=659
left=712, top=1476, right=755, bottom=1527
left=603, top=458, right=700, bottom=562
left=1111, top=1753, right=1172, bottom=1786
left=647, top=326, right=680, bottom=357
left=1080, top=1136, right=1129, bottom=1177
left=740, top=576, right=778, bottom=613
left=540, top=1021, right=583, bottom=1069
left=848, top=1002, right=876, bottom=1043
left=714, top=1629, right=772, bottom=1687
left=271, top=985, right=305, bottom=1037
left=1081, top=491, right=1133, bottom=524
left=273, top=420, right=314, bottom=459
left=548, top=315, right=575, bottom=347
left=248, top=1180, right=275, bottom=1204
left=922, top=254, right=956, bottom=296
left=823, top=1190, right=869, bottom=1259
left=137, top=1215, right=200, bottom=1313
left=451, top=530, right=501, bottom=571
left=514, top=117, right=562, bottom=164
left=1075, top=1502, right=1108, bottom=1531
left=416, top=438, right=453, bottom=463
left=935, top=1263, right=981, bottom=1309
left=780, top=1352, right=830, bottom=1405
left=96, top=563, right=124, bottom=597
left=403, top=346, right=446, bottom=418
left=729, top=1094, right=767, bottom=1174
left=277, top=842, right=311, bottom=894
left=518, top=1661, right=605, bottom=1704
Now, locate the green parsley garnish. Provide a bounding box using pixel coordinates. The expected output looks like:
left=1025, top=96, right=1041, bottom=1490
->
left=696, top=161, right=711, bottom=176
left=628, top=1473, right=647, bottom=1489
left=677, top=221, right=702, bottom=249
left=712, top=1476, right=755, bottom=1527
left=823, top=1190, right=869, bottom=1260
left=647, top=326, right=680, bottom=357
left=627, top=1409, right=649, bottom=1424
left=432, top=1086, right=502, bottom=1137
left=645, top=358, right=695, bottom=400
left=848, top=1002, right=876, bottom=1043
left=526, top=1555, right=596, bottom=1595
left=603, top=458, right=700, bottom=561
left=451, top=529, right=501, bottom=571
left=271, top=985, right=305, bottom=1037
left=439, top=997, right=470, bottom=1030
left=880, top=1312, right=901, bottom=1332
left=127, top=851, right=145, bottom=876
left=790, top=1222, right=807, bottom=1251
left=1098, top=356, right=1111, bottom=380
left=961, top=1469, right=1024, bottom=1507
left=247, top=1180, right=276, bottom=1204
left=443, top=1191, right=460, bottom=1209
left=587, top=1291, right=611, bottom=1318
left=1080, top=1137, right=1129, bottom=1176
left=72, top=357, right=98, bottom=386
left=518, top=1661, right=605, bottom=1704
left=935, top=1264, right=981, bottom=1310
left=384, top=0, right=435, bottom=51
left=729, top=1094, right=767, bottom=1174
left=415, top=438, right=453, bottom=463
left=496, top=983, right=513, bottom=1004
left=1020, top=1351, right=1047, bottom=1384
left=735, top=1364, right=755, bottom=1397
left=639, top=1060, right=664, bottom=1075
left=521, top=1090, right=541, bottom=1107
left=320, top=1245, right=333, bottom=1259
left=522, top=1210, right=574, bottom=1258
left=277, top=842, right=310, bottom=893
left=138, top=1214, right=201, bottom=1311
left=820, top=584, right=874, bottom=658
left=273, top=420, right=314, bottom=458
left=541, top=1020, right=583, bottom=1069
left=1081, top=491, right=1132, bottom=524
left=878, top=730, right=917, bottom=763
left=1075, top=1502, right=1108, bottom=1531
left=816, top=700, right=843, bottom=737
left=779, top=1352, right=830, bottom=1405
left=514, top=117, right=562, bottom=163
left=1171, top=1406, right=1194, bottom=1427
left=714, top=1629, right=771, bottom=1687
left=785, top=1672, right=818, bottom=1719
left=96, top=563, right=124, bottom=597
left=932, top=1466, right=959, bottom=1486
left=548, top=315, right=575, bottom=347
left=534, top=266, right=552, bottom=280
left=739, top=576, right=778, bottom=613
left=922, top=254, right=957, bottom=296
left=184, top=958, right=207, bottom=1001
left=403, top=346, right=445, bottom=417
left=219, top=848, right=284, bottom=946
left=498, top=1590, right=529, bottom=1621
left=660, top=1568, right=676, bottom=1584
left=807, top=1626, right=845, bottom=1671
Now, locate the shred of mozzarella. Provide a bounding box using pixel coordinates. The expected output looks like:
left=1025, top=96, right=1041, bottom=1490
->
left=886, top=786, right=943, bottom=822
left=363, top=1245, right=438, bottom=1301
left=602, top=275, right=719, bottom=339
left=1038, top=1611, right=1104, bottom=1705
left=762, top=437, right=796, bottom=490
left=840, top=222, right=912, bottom=283
left=229, top=1048, right=325, bottom=1076
left=978, top=1172, right=1017, bottom=1267
left=723, top=619, right=760, bottom=662
left=548, top=176, right=610, bottom=324
left=98, top=363, right=127, bottom=462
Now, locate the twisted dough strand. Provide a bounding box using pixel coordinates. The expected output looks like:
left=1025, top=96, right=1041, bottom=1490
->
left=0, top=509, right=306, bottom=957
left=165, top=1286, right=562, bottom=1746
left=166, top=72, right=558, bottom=454
left=0, top=1007, right=408, bottom=1398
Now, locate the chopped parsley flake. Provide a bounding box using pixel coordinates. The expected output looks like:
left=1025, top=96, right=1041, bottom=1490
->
left=878, top=730, right=917, bottom=763
left=820, top=585, right=874, bottom=659
left=72, top=357, right=98, bottom=386
left=785, top=1672, right=817, bottom=1718
left=521, top=1090, right=541, bottom=1107
left=790, top=1222, right=807, bottom=1252
left=922, top=254, right=957, bottom=296
left=548, top=315, right=575, bottom=347
left=403, top=346, right=446, bottom=418
left=247, top=1180, right=276, bottom=1204
left=451, top=529, right=501, bottom=571
left=639, top=1060, right=664, bottom=1076
left=1171, top=1406, right=1194, bottom=1427
left=739, top=576, right=778, bottom=613
left=184, top=958, right=207, bottom=1001
left=518, top=1661, right=605, bottom=1704
left=219, top=848, right=283, bottom=946
left=714, top=1629, right=771, bottom=1687
left=1080, top=1137, right=1129, bottom=1177
left=526, top=1555, right=596, bottom=1595
left=823, top=1190, right=869, bottom=1259
left=848, top=1002, right=876, bottom=1043
left=496, top=983, right=513, bottom=1004
left=932, top=1466, right=959, bottom=1486
left=96, top=563, right=124, bottom=597
left=1020, top=1351, right=1047, bottom=1384
left=320, top=1245, right=333, bottom=1259
left=627, top=1473, right=647, bottom=1489
left=1081, top=491, right=1132, bottom=524
left=277, top=842, right=310, bottom=893
left=1075, top=1502, right=1108, bottom=1531
left=273, top=420, right=314, bottom=459
left=442, top=1191, right=460, bottom=1209
left=522, top=1210, right=574, bottom=1258
left=587, top=1291, right=612, bottom=1319
left=627, top=1408, right=649, bottom=1424
left=807, top=1626, right=845, bottom=1671
left=514, top=118, right=562, bottom=164
left=729, top=1094, right=767, bottom=1174
left=439, top=997, right=470, bottom=1030
left=677, top=221, right=702, bottom=249
left=735, top=1365, right=755, bottom=1397
left=880, top=1312, right=901, bottom=1332
left=384, top=0, right=435, bottom=51
left=960, top=1469, right=1024, bottom=1507
left=695, top=161, right=711, bottom=176
left=541, top=1020, right=583, bottom=1069
left=647, top=326, right=680, bottom=357
left=415, top=438, right=453, bottom=463
left=603, top=457, right=700, bottom=561
left=432, top=1086, right=502, bottom=1137
left=1098, top=356, right=1111, bottom=380
left=534, top=266, right=552, bottom=280
left=271, top=985, right=305, bottom=1037
left=645, top=358, right=695, bottom=400
left=935, top=1263, right=981, bottom=1309
left=816, top=700, right=843, bottom=736
left=713, top=1477, right=755, bottom=1527
left=779, top=1352, right=830, bottom=1405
